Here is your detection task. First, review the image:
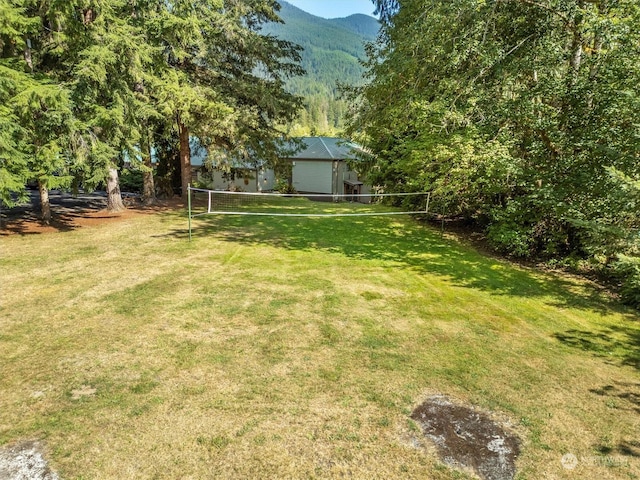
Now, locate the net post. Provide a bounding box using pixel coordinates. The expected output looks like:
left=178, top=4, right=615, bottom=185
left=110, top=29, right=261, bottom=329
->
left=425, top=192, right=431, bottom=214
left=188, top=183, right=192, bottom=242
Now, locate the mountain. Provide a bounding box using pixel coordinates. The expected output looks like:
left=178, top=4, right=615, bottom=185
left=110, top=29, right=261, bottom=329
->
left=331, top=14, right=380, bottom=39
left=261, top=2, right=380, bottom=135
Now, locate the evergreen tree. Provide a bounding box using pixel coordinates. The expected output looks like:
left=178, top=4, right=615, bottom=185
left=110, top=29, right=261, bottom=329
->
left=0, top=0, right=29, bottom=207
left=68, top=0, right=160, bottom=211
left=150, top=0, right=303, bottom=199
left=2, top=0, right=304, bottom=216
left=0, top=0, right=76, bottom=222
left=0, top=67, right=28, bottom=208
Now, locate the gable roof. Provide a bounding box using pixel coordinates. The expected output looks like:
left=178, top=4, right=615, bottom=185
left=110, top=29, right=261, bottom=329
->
left=290, top=137, right=360, bottom=160
left=182, top=136, right=362, bottom=167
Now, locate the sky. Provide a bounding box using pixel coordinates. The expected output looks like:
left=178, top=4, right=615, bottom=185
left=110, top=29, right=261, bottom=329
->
left=284, top=0, right=376, bottom=19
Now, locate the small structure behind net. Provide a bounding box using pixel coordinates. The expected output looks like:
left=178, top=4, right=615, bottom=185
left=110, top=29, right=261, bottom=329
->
left=187, top=186, right=431, bottom=240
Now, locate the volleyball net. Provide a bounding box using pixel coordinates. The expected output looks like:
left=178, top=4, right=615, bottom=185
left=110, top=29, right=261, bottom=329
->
left=187, top=186, right=431, bottom=239
left=189, top=187, right=430, bottom=216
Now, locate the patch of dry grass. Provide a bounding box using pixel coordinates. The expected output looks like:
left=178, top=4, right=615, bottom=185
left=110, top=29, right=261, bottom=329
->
left=1, top=207, right=639, bottom=479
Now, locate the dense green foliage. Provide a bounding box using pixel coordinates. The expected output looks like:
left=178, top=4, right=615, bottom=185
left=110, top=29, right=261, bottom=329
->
left=262, top=1, right=379, bottom=135
left=0, top=0, right=76, bottom=211
left=0, top=0, right=303, bottom=214
left=349, top=0, right=640, bottom=306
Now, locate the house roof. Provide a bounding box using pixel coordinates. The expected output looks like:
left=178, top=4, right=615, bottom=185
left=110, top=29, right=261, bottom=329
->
left=290, top=137, right=360, bottom=161
left=185, top=136, right=362, bottom=166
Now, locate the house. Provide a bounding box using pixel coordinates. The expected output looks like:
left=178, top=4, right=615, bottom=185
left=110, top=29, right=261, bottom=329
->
left=190, top=140, right=276, bottom=193
left=193, top=161, right=276, bottom=193
left=286, top=137, right=369, bottom=197
left=187, top=136, right=368, bottom=196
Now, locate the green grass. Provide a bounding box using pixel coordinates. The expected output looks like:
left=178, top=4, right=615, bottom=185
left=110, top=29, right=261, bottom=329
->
left=1, top=205, right=639, bottom=479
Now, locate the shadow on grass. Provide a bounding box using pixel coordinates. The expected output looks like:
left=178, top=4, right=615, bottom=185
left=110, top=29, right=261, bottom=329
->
left=160, top=210, right=640, bottom=320
left=1, top=209, right=78, bottom=234
left=589, top=381, right=640, bottom=460
left=0, top=191, right=107, bottom=235
left=594, top=441, right=640, bottom=462
left=554, top=324, right=640, bottom=370
left=590, top=382, right=640, bottom=415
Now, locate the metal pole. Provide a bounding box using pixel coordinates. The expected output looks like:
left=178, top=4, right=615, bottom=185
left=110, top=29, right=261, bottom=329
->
left=188, top=183, right=192, bottom=242
left=425, top=192, right=431, bottom=215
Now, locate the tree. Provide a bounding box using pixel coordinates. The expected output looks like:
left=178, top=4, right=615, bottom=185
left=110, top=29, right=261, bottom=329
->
left=0, top=0, right=76, bottom=223
left=13, top=77, right=74, bottom=223
left=0, top=0, right=30, bottom=207
left=152, top=0, right=303, bottom=199
left=2, top=0, right=304, bottom=219
left=348, top=0, right=640, bottom=303
left=0, top=68, right=28, bottom=208
left=69, top=0, right=160, bottom=212
left=1, top=0, right=153, bottom=217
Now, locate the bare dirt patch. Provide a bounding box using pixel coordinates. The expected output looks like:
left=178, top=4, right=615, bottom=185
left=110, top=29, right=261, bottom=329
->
left=0, top=191, right=184, bottom=235
left=411, top=395, right=521, bottom=480
left=70, top=385, right=97, bottom=400
left=0, top=441, right=59, bottom=480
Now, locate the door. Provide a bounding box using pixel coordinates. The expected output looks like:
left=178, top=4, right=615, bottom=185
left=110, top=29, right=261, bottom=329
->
left=292, top=160, right=333, bottom=194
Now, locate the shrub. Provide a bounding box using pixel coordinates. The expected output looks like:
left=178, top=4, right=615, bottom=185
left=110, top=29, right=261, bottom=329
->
left=120, top=168, right=144, bottom=193
left=486, top=221, right=533, bottom=257
left=274, top=180, right=297, bottom=194
left=613, top=255, right=640, bottom=308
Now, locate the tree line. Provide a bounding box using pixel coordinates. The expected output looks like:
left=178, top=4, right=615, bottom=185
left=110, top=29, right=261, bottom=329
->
left=0, top=0, right=303, bottom=223
left=348, top=0, right=640, bottom=306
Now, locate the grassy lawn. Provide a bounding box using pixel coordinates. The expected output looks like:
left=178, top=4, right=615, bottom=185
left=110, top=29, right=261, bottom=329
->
left=1, top=202, right=639, bottom=479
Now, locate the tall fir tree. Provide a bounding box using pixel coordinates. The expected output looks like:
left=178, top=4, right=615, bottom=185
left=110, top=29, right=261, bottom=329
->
left=2, top=0, right=304, bottom=217
left=0, top=0, right=76, bottom=223
left=152, top=0, right=303, bottom=199
left=68, top=0, right=159, bottom=211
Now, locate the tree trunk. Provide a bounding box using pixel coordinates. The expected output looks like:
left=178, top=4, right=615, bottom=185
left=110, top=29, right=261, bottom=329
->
left=568, top=6, right=584, bottom=87
left=83, top=9, right=94, bottom=25
left=178, top=115, right=191, bottom=200
left=38, top=179, right=51, bottom=225
left=142, top=168, right=156, bottom=205
left=586, top=29, right=603, bottom=111
left=141, top=128, right=156, bottom=205
left=106, top=166, right=126, bottom=212
left=24, top=38, right=33, bottom=72
left=569, top=35, right=583, bottom=84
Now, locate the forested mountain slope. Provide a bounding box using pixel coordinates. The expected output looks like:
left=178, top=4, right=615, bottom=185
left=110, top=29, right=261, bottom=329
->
left=263, top=2, right=379, bottom=134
